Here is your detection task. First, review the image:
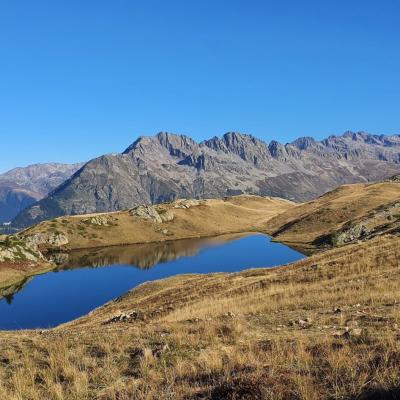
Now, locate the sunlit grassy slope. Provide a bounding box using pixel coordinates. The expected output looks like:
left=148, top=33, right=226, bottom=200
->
left=0, top=234, right=399, bottom=399
left=265, top=181, right=400, bottom=252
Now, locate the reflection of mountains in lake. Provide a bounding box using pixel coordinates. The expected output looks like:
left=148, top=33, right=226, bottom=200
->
left=53, top=233, right=252, bottom=270
left=0, top=234, right=254, bottom=302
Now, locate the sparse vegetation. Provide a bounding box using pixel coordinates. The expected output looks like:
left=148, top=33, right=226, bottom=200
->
left=0, top=235, right=399, bottom=399
left=266, top=181, right=400, bottom=252
left=1, top=184, right=400, bottom=399
left=18, top=195, right=293, bottom=252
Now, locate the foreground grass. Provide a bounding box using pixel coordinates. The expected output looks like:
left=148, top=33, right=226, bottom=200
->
left=0, top=235, right=399, bottom=399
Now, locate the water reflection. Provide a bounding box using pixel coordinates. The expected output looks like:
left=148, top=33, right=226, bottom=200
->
left=0, top=234, right=250, bottom=301
left=0, top=277, right=32, bottom=303
left=0, top=233, right=305, bottom=329
left=51, top=233, right=250, bottom=270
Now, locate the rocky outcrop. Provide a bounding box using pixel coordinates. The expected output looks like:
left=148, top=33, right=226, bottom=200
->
left=172, top=199, right=204, bottom=209
left=157, top=209, right=175, bottom=222
left=387, top=174, right=400, bottom=182
left=0, top=237, right=44, bottom=262
left=11, top=131, right=400, bottom=228
left=22, top=232, right=69, bottom=250
left=331, top=224, right=370, bottom=246
left=129, top=205, right=174, bottom=223
left=82, top=215, right=114, bottom=226
left=327, top=201, right=400, bottom=247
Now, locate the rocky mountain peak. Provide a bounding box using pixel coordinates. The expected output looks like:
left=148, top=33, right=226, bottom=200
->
left=222, top=131, right=264, bottom=148
left=122, top=137, right=144, bottom=154
left=9, top=131, right=400, bottom=228
left=155, top=132, right=198, bottom=156
left=342, top=131, right=374, bottom=142
left=291, top=136, right=317, bottom=150
left=123, top=132, right=197, bottom=159
left=203, top=132, right=269, bottom=166
left=324, top=131, right=400, bottom=147
left=268, top=140, right=286, bottom=158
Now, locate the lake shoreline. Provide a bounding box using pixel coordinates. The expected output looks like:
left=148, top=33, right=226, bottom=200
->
left=0, top=233, right=304, bottom=330
left=1, top=195, right=296, bottom=290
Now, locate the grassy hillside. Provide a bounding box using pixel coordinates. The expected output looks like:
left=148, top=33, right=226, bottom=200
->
left=0, top=235, right=399, bottom=399
left=19, top=195, right=294, bottom=251
left=265, top=181, right=400, bottom=252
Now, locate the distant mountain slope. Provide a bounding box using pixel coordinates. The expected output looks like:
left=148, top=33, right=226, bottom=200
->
left=0, top=163, right=83, bottom=223
left=12, top=131, right=400, bottom=228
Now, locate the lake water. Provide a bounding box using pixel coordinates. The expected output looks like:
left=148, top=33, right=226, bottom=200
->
left=0, top=233, right=304, bottom=330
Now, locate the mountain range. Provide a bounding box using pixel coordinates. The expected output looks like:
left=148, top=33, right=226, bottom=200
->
left=8, top=130, right=400, bottom=228
left=0, top=163, right=82, bottom=223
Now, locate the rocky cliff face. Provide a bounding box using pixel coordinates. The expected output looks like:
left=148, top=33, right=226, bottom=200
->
left=0, top=163, right=83, bottom=223
left=11, top=131, right=400, bottom=228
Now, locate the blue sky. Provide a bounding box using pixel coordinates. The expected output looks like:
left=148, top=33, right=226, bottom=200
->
left=1, top=0, right=399, bottom=173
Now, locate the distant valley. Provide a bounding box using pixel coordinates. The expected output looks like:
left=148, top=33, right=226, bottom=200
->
left=0, top=163, right=82, bottom=224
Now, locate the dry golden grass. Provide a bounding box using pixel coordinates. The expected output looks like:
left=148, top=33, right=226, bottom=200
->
left=1, top=184, right=400, bottom=398
left=265, top=181, right=400, bottom=252
left=21, top=195, right=294, bottom=251
left=0, top=235, right=399, bottom=399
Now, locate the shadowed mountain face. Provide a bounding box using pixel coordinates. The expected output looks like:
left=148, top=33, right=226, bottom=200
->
left=0, top=163, right=83, bottom=223
left=11, top=131, right=400, bottom=228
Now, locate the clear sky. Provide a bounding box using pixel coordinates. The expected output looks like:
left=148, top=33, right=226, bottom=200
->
left=1, top=0, right=399, bottom=173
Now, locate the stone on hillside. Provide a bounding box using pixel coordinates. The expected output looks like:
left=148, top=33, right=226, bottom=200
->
left=152, top=344, right=170, bottom=358
left=129, top=205, right=162, bottom=223
left=387, top=174, right=400, bottom=182
left=129, top=205, right=174, bottom=224
left=23, top=232, right=69, bottom=249
left=82, top=215, right=113, bottom=226
left=290, top=318, right=313, bottom=328
left=173, top=199, right=203, bottom=209
left=343, top=328, right=363, bottom=338
left=157, top=209, right=174, bottom=222
left=298, top=319, right=310, bottom=328
left=332, top=224, right=369, bottom=246
left=0, top=240, right=44, bottom=262
left=105, top=310, right=145, bottom=324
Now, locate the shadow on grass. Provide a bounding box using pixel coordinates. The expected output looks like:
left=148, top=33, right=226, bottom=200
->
left=351, top=386, right=400, bottom=400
